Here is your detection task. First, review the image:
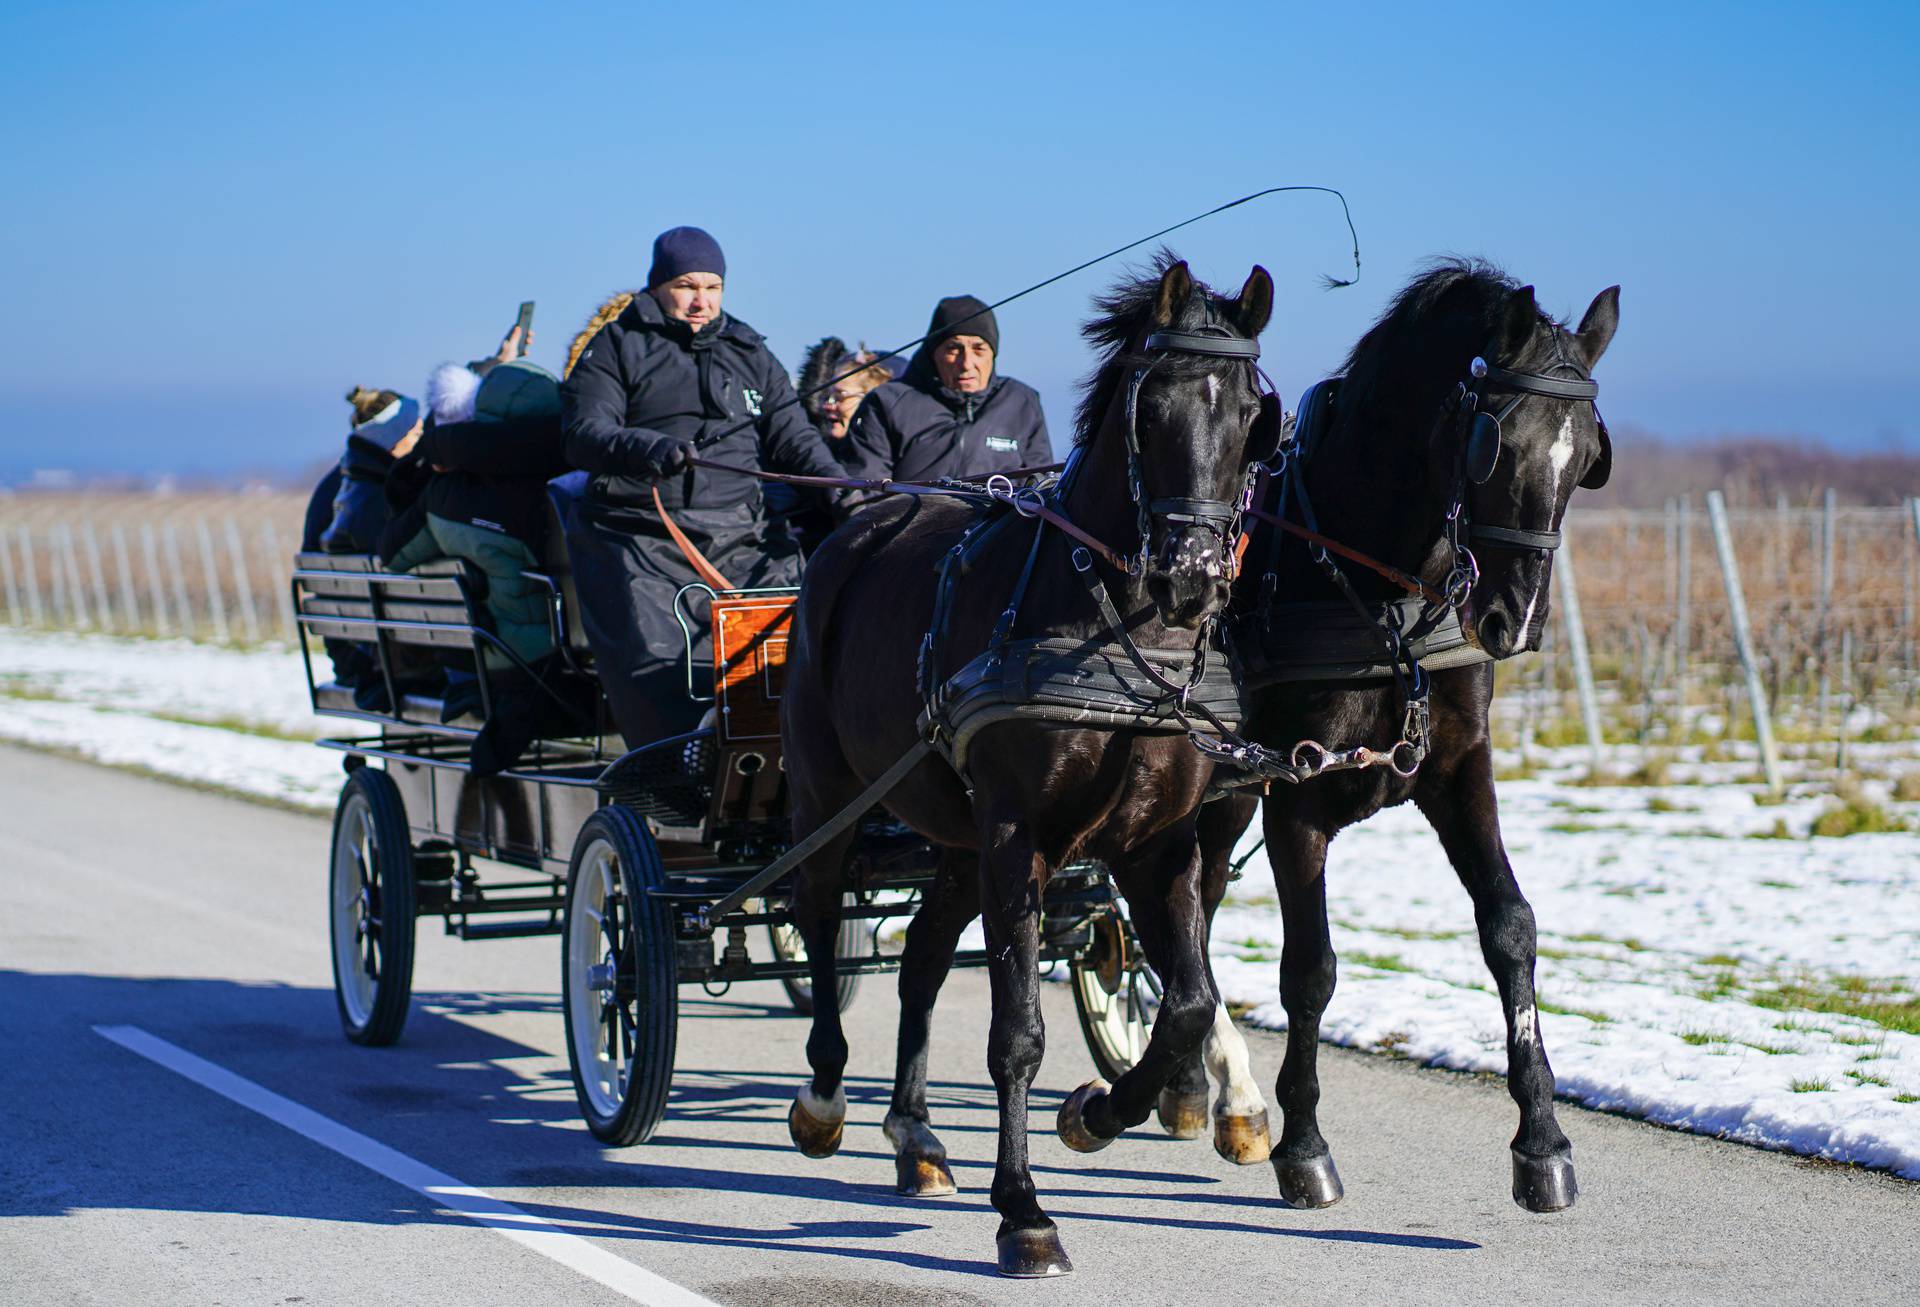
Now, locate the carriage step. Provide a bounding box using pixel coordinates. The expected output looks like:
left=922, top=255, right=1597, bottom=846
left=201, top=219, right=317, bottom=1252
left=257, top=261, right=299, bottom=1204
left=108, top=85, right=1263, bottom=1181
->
left=450, top=918, right=562, bottom=941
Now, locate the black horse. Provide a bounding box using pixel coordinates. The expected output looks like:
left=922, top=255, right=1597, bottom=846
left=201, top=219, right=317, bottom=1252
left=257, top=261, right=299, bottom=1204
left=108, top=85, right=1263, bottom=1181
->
left=1172, top=259, right=1619, bottom=1213
left=778, top=256, right=1276, bottom=1277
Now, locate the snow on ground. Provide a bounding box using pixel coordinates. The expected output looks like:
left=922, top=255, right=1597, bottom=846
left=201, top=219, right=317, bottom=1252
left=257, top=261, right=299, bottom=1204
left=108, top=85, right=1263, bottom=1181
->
left=0, top=628, right=340, bottom=809
left=3, top=626, right=1917, bottom=1178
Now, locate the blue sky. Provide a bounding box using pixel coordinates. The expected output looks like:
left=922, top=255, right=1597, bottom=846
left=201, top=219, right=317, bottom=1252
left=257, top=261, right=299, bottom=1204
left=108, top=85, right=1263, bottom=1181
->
left=1, top=0, right=1914, bottom=483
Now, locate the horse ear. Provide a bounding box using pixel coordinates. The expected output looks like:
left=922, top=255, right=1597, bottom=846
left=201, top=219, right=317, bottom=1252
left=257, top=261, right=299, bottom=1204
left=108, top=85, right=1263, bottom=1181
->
left=1153, top=260, right=1193, bottom=327
left=1499, top=285, right=1539, bottom=355
left=1234, top=265, right=1273, bottom=338
left=1575, top=285, right=1621, bottom=368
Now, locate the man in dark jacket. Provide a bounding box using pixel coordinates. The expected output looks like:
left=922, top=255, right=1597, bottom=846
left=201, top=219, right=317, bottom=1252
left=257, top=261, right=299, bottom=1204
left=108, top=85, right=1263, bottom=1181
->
left=561, top=225, right=845, bottom=746
left=845, top=295, right=1051, bottom=486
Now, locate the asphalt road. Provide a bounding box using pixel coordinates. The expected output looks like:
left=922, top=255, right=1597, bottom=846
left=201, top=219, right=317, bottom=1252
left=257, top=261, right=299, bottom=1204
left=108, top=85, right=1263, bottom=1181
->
left=1, top=742, right=1915, bottom=1307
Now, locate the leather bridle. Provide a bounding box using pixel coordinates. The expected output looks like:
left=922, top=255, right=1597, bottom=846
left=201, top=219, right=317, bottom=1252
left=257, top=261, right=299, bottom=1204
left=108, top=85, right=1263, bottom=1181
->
left=1111, top=325, right=1274, bottom=576
left=1445, top=328, right=1605, bottom=570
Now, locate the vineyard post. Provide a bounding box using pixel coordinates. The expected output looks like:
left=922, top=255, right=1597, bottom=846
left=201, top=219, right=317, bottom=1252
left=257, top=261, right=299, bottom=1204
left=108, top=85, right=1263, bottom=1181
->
left=1817, top=488, right=1835, bottom=726
left=1675, top=496, right=1692, bottom=701
left=110, top=523, right=141, bottom=631
left=224, top=518, right=261, bottom=644
left=141, top=523, right=171, bottom=636
left=47, top=528, right=70, bottom=625
left=1707, top=490, right=1783, bottom=795
left=195, top=519, right=231, bottom=643
left=1837, top=627, right=1852, bottom=774
left=163, top=524, right=194, bottom=639
left=260, top=519, right=296, bottom=639
left=0, top=524, right=19, bottom=625
left=61, top=525, right=92, bottom=630
left=1910, top=498, right=1920, bottom=702
left=1553, top=529, right=1605, bottom=768
left=19, top=527, right=45, bottom=626
left=81, top=521, right=113, bottom=634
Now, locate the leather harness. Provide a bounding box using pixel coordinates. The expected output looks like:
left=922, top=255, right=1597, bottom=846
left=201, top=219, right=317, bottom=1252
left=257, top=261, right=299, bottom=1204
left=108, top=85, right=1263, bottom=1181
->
left=916, top=322, right=1270, bottom=780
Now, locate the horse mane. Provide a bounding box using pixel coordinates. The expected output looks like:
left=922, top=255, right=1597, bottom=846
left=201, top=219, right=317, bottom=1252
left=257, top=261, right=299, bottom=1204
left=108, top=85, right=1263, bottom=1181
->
left=1335, top=257, right=1554, bottom=420
left=1072, top=249, right=1238, bottom=447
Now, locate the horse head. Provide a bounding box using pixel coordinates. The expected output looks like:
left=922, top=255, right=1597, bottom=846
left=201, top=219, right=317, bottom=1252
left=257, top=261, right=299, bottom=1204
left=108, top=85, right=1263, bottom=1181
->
left=1446, top=282, right=1619, bottom=658
left=1081, top=256, right=1276, bottom=630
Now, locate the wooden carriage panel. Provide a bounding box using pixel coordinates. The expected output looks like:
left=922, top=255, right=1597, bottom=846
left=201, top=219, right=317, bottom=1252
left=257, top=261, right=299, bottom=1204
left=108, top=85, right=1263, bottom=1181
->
left=711, top=595, right=795, bottom=745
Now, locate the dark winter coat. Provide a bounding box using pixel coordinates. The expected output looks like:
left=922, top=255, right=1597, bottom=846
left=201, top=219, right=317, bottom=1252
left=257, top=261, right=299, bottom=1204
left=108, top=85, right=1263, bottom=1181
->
left=560, top=293, right=843, bottom=523
left=380, top=414, right=571, bottom=555
left=843, top=355, right=1050, bottom=486
left=376, top=414, right=571, bottom=668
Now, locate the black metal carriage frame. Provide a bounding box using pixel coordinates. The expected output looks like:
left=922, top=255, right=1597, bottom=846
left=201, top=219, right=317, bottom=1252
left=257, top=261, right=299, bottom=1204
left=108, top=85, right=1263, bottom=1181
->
left=293, top=535, right=1156, bottom=1142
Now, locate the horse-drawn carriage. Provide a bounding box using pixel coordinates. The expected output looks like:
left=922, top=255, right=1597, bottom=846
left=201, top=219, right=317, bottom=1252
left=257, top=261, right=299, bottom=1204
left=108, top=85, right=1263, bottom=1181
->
left=293, top=522, right=1157, bottom=1145
left=293, top=251, right=1620, bottom=1277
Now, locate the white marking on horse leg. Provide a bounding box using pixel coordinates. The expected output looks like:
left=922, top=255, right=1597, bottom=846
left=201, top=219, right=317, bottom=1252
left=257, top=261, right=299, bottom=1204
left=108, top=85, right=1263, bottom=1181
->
left=1513, top=1004, right=1538, bottom=1048
left=1203, top=1003, right=1266, bottom=1118
left=799, top=1083, right=847, bottom=1124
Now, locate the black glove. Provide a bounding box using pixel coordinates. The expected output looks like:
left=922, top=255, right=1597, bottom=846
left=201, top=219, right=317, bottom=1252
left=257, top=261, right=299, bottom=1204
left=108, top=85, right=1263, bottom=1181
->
left=642, top=436, right=694, bottom=481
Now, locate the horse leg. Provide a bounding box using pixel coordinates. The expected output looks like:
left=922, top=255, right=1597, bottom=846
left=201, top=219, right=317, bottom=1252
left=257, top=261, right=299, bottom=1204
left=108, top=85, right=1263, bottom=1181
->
left=1059, top=829, right=1220, bottom=1153
left=979, top=822, right=1069, bottom=1277
left=1416, top=746, right=1577, bottom=1212
left=1195, top=792, right=1269, bottom=1163
left=784, top=789, right=862, bottom=1160
left=1265, top=802, right=1345, bottom=1207
left=884, top=846, right=979, bottom=1197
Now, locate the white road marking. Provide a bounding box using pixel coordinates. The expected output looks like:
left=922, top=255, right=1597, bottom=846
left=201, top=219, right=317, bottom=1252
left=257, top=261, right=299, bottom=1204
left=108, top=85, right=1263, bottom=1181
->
left=93, top=1025, right=718, bottom=1307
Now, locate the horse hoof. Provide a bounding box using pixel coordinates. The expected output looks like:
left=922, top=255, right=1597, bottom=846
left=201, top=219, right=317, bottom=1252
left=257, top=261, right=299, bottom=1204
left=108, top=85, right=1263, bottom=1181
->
left=882, top=1113, right=956, bottom=1196
left=893, top=1152, right=957, bottom=1197
left=1056, top=1080, right=1114, bottom=1154
left=996, top=1226, right=1073, bottom=1278
left=1156, top=1088, right=1209, bottom=1140
left=1273, top=1151, right=1345, bottom=1208
left=1512, top=1147, right=1578, bottom=1212
left=787, top=1088, right=845, bottom=1159
left=1213, top=1109, right=1272, bottom=1166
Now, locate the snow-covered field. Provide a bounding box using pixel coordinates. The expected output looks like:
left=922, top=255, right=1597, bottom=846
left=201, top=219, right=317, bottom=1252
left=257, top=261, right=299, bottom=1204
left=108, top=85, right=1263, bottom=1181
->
left=3, top=627, right=1916, bottom=1180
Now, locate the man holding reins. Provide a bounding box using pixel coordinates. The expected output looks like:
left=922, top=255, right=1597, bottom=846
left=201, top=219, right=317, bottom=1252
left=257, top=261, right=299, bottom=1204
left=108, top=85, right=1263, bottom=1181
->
left=561, top=226, right=845, bottom=746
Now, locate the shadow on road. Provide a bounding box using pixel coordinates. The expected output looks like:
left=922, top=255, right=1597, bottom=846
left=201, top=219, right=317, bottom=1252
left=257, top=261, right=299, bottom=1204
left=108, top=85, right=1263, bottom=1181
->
left=0, top=970, right=1482, bottom=1274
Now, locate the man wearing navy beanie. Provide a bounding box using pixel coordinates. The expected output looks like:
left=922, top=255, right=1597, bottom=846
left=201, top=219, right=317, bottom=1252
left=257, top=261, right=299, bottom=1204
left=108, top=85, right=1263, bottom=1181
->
left=845, top=292, right=1051, bottom=488
left=561, top=225, right=845, bottom=746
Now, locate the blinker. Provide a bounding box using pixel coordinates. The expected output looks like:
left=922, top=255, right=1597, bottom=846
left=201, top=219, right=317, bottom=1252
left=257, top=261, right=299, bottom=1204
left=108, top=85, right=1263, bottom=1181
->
left=1465, top=411, right=1501, bottom=484
left=1248, top=392, right=1284, bottom=465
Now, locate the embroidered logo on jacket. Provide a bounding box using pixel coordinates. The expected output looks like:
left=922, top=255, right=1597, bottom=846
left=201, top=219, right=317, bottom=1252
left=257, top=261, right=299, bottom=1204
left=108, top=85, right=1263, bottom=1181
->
left=742, top=387, right=763, bottom=416
left=985, top=435, right=1019, bottom=453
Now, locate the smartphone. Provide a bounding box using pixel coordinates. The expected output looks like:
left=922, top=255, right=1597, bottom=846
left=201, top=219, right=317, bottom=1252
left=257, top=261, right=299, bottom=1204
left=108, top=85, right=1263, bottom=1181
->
left=514, top=301, right=535, bottom=356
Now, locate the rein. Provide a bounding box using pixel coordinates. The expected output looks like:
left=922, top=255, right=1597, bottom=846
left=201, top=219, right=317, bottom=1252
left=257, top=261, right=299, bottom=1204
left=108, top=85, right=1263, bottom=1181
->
left=685, top=455, right=1136, bottom=572
left=1240, top=505, right=1445, bottom=606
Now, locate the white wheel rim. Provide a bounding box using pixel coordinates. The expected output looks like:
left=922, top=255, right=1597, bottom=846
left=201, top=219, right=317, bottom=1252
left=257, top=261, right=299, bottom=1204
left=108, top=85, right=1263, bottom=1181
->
left=1076, top=934, right=1157, bottom=1073
left=331, top=795, right=380, bottom=1026
left=569, top=839, right=632, bottom=1120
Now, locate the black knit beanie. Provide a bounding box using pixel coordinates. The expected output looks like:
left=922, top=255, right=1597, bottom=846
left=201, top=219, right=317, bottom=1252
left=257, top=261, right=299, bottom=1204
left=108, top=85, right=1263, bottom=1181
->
left=925, top=295, right=998, bottom=357
left=647, top=226, right=727, bottom=288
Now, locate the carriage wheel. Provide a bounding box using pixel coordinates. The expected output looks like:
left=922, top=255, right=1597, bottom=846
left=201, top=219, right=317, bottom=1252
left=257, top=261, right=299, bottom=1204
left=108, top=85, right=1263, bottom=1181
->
left=1069, top=907, right=1159, bottom=1082
left=563, top=806, right=677, bottom=1146
left=329, top=767, right=417, bottom=1047
left=767, top=894, right=865, bottom=1016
